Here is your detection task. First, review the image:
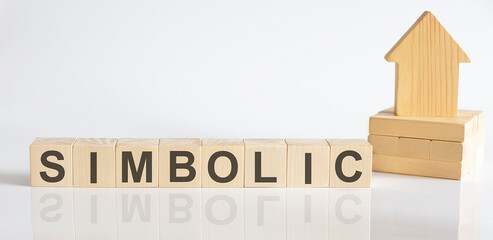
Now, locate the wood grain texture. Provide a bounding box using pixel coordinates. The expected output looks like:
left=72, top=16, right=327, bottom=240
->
left=201, top=138, right=244, bottom=188
left=369, top=108, right=478, bottom=142
left=30, top=138, right=76, bottom=187
left=244, top=139, right=287, bottom=187
left=286, top=139, right=329, bottom=187
left=159, top=138, right=201, bottom=187
left=367, top=135, right=398, bottom=155
left=385, top=11, right=470, bottom=117
left=73, top=138, right=117, bottom=187
left=398, top=137, right=430, bottom=159
left=116, top=138, right=159, bottom=187
left=373, top=154, right=462, bottom=180
left=327, top=139, right=372, bottom=188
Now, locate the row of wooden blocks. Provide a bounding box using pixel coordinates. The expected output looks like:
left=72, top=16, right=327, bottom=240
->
left=369, top=108, right=485, bottom=179
left=30, top=138, right=372, bottom=188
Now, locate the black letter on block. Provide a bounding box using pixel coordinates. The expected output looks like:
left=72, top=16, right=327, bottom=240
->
left=305, top=153, right=312, bottom=184
left=40, top=150, right=65, bottom=183
left=122, top=151, right=152, bottom=183
left=170, top=151, right=196, bottom=182
left=208, top=151, right=238, bottom=183
left=90, top=152, right=97, bottom=183
left=335, top=150, right=362, bottom=183
left=255, top=152, right=276, bottom=183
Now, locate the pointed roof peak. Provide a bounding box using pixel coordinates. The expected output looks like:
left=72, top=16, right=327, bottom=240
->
left=385, top=11, right=470, bottom=63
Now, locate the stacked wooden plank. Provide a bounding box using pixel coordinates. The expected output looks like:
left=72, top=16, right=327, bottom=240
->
left=369, top=108, right=484, bottom=180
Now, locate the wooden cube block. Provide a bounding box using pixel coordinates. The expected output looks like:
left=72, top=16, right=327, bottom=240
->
left=116, top=138, right=159, bottom=187
left=159, top=138, right=201, bottom=187
left=73, top=138, right=117, bottom=187
left=30, top=138, right=77, bottom=187
left=369, top=108, right=480, bottom=142
left=201, top=139, right=244, bottom=188
left=327, top=139, right=372, bottom=188
left=286, top=139, right=329, bottom=187
left=244, top=139, right=287, bottom=187
left=373, top=154, right=462, bottom=180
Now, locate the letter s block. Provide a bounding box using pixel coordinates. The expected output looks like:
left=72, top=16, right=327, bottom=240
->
left=30, top=138, right=77, bottom=187
left=116, top=138, right=159, bottom=187
left=327, top=139, right=372, bottom=188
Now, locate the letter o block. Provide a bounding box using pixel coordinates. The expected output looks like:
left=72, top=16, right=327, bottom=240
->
left=201, top=139, right=244, bottom=188
left=116, top=138, right=159, bottom=187
left=327, top=139, right=372, bottom=188
left=30, top=138, right=76, bottom=187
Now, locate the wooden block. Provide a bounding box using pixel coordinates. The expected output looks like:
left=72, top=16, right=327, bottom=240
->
left=73, top=138, right=117, bottom=187
left=398, top=137, right=430, bottom=159
left=430, top=133, right=485, bottom=164
left=116, top=138, right=159, bottom=187
left=368, top=134, right=429, bottom=158
left=327, top=139, right=372, bottom=188
left=286, top=139, right=329, bottom=187
left=385, top=11, right=470, bottom=117
left=369, top=108, right=477, bottom=142
left=159, top=138, right=201, bottom=188
left=30, top=138, right=76, bottom=187
left=373, top=154, right=462, bottom=180
left=244, top=139, right=287, bottom=187
left=367, top=135, right=398, bottom=155
left=201, top=139, right=244, bottom=188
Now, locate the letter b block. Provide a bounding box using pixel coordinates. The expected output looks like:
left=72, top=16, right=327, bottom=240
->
left=73, top=138, right=117, bottom=187
left=201, top=139, right=244, bottom=188
left=30, top=138, right=76, bottom=187
left=159, top=138, right=201, bottom=187
left=116, top=138, right=159, bottom=187
left=327, top=139, right=372, bottom=188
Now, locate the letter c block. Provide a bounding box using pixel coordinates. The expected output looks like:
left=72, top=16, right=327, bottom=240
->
left=327, top=139, right=372, bottom=188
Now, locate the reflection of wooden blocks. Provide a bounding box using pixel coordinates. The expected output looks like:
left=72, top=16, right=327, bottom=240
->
left=30, top=138, right=77, bottom=187
left=73, top=138, right=117, bottom=187
left=286, top=139, right=329, bottom=187
left=201, top=139, right=244, bottom=188
left=159, top=138, right=201, bottom=188
left=327, top=139, right=372, bottom=188
left=369, top=108, right=485, bottom=180
left=116, top=138, right=159, bottom=187
left=244, top=139, right=287, bottom=187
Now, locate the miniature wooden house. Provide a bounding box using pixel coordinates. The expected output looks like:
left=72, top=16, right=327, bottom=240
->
left=385, top=11, right=470, bottom=117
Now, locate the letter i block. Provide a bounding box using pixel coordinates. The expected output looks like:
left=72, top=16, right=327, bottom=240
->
left=116, top=138, right=159, bottom=187
left=244, top=139, right=287, bottom=187
left=327, top=139, right=372, bottom=188
left=159, top=138, right=201, bottom=187
left=201, top=139, right=245, bottom=188
left=30, top=138, right=77, bottom=187
left=73, top=138, right=117, bottom=187
left=286, top=139, right=330, bottom=187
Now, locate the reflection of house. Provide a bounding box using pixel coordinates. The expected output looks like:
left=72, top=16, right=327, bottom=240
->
left=386, top=11, right=470, bottom=117
left=372, top=172, right=482, bottom=239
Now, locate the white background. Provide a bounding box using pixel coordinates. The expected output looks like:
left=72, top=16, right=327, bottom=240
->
left=0, top=0, right=492, bottom=239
